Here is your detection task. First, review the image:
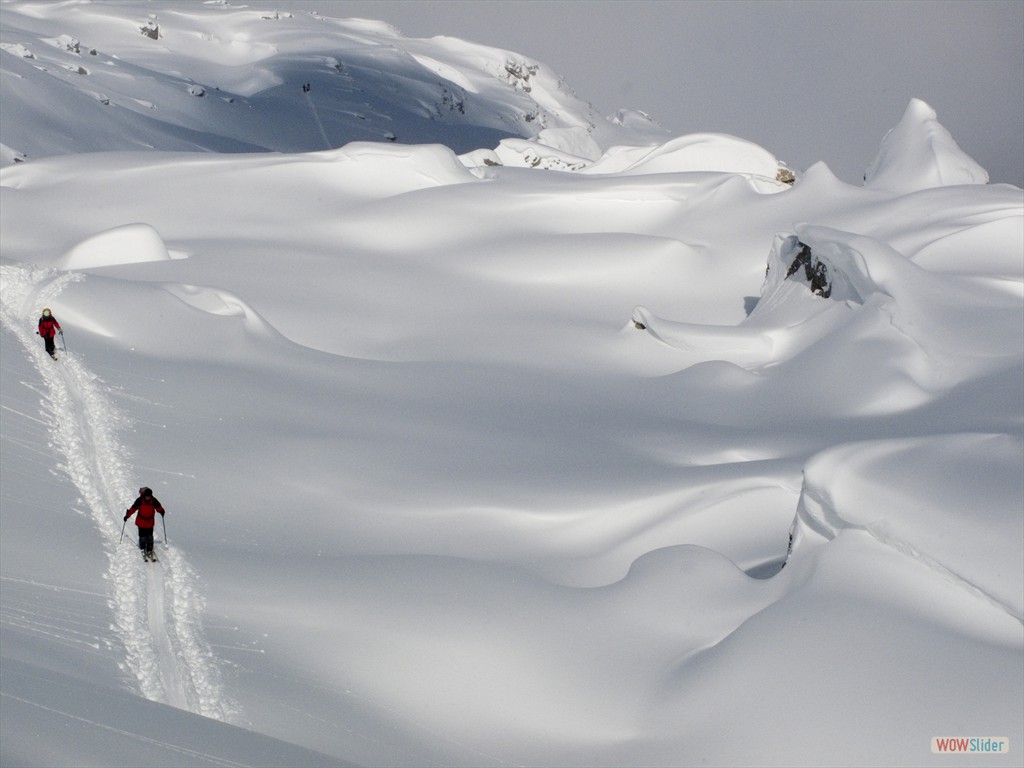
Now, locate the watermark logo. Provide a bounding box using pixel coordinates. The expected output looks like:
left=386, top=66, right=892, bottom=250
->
left=932, top=737, right=1009, bottom=754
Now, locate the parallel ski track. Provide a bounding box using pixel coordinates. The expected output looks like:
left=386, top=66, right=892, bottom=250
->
left=0, top=263, right=233, bottom=721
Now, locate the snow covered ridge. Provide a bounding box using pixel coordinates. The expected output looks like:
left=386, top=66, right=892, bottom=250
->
left=0, top=0, right=669, bottom=165
left=2, top=1, right=991, bottom=187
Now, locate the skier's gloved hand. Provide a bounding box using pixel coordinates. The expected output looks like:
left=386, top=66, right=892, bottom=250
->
left=124, top=512, right=130, bottom=521
left=159, top=511, right=165, bottom=516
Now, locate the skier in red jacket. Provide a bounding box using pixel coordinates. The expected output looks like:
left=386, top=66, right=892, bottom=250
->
left=37, top=307, right=62, bottom=359
left=125, top=487, right=165, bottom=561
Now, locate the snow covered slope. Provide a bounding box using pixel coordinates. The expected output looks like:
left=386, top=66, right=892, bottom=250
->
left=0, top=0, right=667, bottom=165
left=1, top=2, right=1022, bottom=767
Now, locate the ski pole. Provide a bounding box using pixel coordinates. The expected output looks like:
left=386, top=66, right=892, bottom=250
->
left=162, top=514, right=167, bottom=544
left=59, top=331, right=66, bottom=354
left=120, top=517, right=126, bottom=543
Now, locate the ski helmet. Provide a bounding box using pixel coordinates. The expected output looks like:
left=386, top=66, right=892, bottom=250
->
left=139, top=486, right=152, bottom=496
left=42, top=308, right=51, bottom=316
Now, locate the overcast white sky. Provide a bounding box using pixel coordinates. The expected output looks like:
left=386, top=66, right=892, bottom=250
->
left=256, top=0, right=1022, bottom=185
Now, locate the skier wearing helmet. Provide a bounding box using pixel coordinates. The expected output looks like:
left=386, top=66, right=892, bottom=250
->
left=124, top=487, right=165, bottom=561
left=36, top=308, right=62, bottom=359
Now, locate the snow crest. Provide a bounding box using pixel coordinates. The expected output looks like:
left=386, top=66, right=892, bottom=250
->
left=789, top=434, right=1024, bottom=621
left=864, top=98, right=989, bottom=193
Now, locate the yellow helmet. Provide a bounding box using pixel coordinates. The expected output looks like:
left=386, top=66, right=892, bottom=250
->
left=42, top=308, right=51, bottom=316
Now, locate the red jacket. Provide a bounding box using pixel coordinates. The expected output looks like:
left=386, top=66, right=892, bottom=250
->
left=127, top=495, right=164, bottom=528
left=38, top=316, right=62, bottom=338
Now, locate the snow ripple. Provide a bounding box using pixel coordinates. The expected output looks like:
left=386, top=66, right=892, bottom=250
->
left=0, top=263, right=234, bottom=721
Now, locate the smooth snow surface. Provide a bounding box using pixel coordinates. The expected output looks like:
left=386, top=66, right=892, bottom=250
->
left=1, top=3, right=1022, bottom=767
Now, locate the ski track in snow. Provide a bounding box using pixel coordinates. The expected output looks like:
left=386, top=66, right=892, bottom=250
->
left=147, top=562, right=189, bottom=709
left=0, top=263, right=233, bottom=721
left=0, top=692, right=250, bottom=768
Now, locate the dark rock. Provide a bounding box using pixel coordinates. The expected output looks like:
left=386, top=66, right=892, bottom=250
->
left=786, top=241, right=832, bottom=298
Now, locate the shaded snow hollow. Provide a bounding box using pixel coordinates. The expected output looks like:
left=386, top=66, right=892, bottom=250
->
left=1, top=2, right=1022, bottom=767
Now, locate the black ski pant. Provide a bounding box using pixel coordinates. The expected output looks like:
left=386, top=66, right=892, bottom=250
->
left=138, top=527, right=154, bottom=553
left=43, top=335, right=56, bottom=357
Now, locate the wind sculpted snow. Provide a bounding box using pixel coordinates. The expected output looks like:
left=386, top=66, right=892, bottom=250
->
left=1, top=2, right=1022, bottom=767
